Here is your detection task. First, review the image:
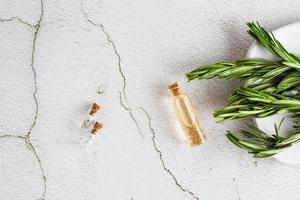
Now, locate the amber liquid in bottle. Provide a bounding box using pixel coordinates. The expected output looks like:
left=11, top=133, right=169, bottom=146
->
left=169, top=82, right=207, bottom=146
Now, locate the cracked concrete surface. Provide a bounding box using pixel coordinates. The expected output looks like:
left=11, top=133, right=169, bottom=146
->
left=25, top=3, right=47, bottom=198
left=81, top=2, right=200, bottom=198
left=140, top=107, right=199, bottom=200
left=82, top=2, right=199, bottom=198
left=118, top=92, right=143, bottom=137
left=0, top=0, right=46, bottom=199
left=0, top=17, right=35, bottom=28
left=3, top=0, right=300, bottom=200
left=81, top=2, right=143, bottom=137
left=0, top=136, right=44, bottom=199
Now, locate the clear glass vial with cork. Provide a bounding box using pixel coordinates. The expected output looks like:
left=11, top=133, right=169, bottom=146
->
left=168, top=82, right=207, bottom=146
left=79, top=103, right=104, bottom=146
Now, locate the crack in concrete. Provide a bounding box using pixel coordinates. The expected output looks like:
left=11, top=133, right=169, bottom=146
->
left=118, top=92, right=143, bottom=137
left=81, top=1, right=143, bottom=137
left=0, top=134, right=25, bottom=140
left=25, top=137, right=47, bottom=200
left=0, top=1, right=47, bottom=199
left=0, top=17, right=35, bottom=28
left=140, top=107, right=200, bottom=200
left=80, top=2, right=126, bottom=96
left=26, top=0, right=43, bottom=139
left=23, top=0, right=47, bottom=199
left=0, top=134, right=46, bottom=199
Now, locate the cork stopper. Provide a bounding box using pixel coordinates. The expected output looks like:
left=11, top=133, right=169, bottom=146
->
left=91, top=121, right=104, bottom=134
left=168, top=82, right=181, bottom=96
left=89, top=103, right=101, bottom=116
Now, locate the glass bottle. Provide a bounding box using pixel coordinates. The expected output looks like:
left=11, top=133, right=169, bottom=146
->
left=169, top=82, right=207, bottom=146
left=80, top=119, right=104, bottom=146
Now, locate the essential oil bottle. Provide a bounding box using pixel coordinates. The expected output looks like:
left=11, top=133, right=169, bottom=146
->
left=169, top=82, right=207, bottom=146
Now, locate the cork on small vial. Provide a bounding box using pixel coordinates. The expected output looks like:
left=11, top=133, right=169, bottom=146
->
left=168, top=82, right=181, bottom=96
left=91, top=121, right=104, bottom=134
left=89, top=103, right=101, bottom=116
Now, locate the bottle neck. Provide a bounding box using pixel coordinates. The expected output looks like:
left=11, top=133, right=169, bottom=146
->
left=168, top=82, right=182, bottom=96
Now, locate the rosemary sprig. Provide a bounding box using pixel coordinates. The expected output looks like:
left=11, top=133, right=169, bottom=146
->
left=215, top=87, right=300, bottom=120
left=186, top=58, right=300, bottom=92
left=277, top=71, right=300, bottom=92
left=227, top=121, right=300, bottom=158
left=186, top=58, right=297, bottom=87
left=247, top=22, right=300, bottom=65
left=187, top=58, right=284, bottom=81
left=186, top=22, right=300, bottom=158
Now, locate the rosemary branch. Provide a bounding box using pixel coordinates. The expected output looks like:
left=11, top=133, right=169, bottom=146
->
left=186, top=58, right=300, bottom=92
left=215, top=87, right=300, bottom=120
left=187, top=58, right=284, bottom=81
left=186, top=22, right=300, bottom=158
left=227, top=125, right=300, bottom=158
left=247, top=22, right=300, bottom=65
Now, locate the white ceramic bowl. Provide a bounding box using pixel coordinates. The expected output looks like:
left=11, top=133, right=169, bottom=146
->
left=247, top=22, right=300, bottom=164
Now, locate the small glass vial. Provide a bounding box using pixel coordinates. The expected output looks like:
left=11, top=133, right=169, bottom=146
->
left=168, top=82, right=207, bottom=146
left=80, top=119, right=104, bottom=146
left=79, top=103, right=103, bottom=146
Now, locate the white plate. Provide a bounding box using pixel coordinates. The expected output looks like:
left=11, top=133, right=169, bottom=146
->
left=247, top=22, right=300, bottom=164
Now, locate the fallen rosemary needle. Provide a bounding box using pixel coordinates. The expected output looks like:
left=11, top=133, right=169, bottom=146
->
left=187, top=22, right=300, bottom=158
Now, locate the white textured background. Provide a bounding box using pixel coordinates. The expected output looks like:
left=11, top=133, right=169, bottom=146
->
left=1, top=0, right=300, bottom=199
